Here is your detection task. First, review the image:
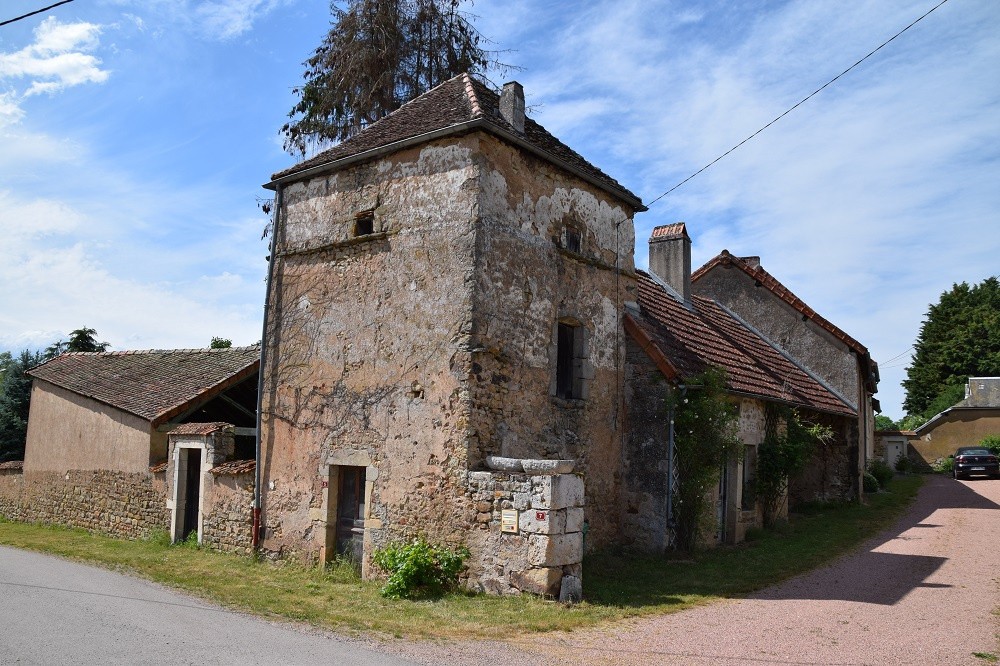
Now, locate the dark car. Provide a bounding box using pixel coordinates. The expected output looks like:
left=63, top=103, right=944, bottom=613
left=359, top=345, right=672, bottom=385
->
left=952, top=447, right=1000, bottom=480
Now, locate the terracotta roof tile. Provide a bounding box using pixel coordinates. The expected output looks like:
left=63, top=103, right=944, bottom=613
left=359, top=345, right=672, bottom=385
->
left=691, top=251, right=868, bottom=356
left=633, top=271, right=854, bottom=416
left=149, top=461, right=168, bottom=474
left=0, top=461, right=24, bottom=471
left=210, top=459, right=256, bottom=476
left=169, top=422, right=234, bottom=436
left=270, top=74, right=643, bottom=209
left=28, top=347, right=259, bottom=427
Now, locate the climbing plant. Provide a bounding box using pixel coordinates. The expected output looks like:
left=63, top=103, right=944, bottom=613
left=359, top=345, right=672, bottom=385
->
left=756, top=408, right=833, bottom=527
left=670, top=367, right=741, bottom=551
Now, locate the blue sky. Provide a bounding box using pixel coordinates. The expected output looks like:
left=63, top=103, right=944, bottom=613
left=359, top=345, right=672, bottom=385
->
left=0, top=0, right=997, bottom=419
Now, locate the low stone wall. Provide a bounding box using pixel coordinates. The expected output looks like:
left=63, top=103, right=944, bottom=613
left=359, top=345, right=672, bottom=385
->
left=0, top=468, right=168, bottom=539
left=466, top=471, right=585, bottom=599
left=201, top=468, right=255, bottom=556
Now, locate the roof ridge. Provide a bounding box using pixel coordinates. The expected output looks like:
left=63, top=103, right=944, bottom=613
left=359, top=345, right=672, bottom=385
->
left=54, top=345, right=260, bottom=358
left=462, top=72, right=483, bottom=117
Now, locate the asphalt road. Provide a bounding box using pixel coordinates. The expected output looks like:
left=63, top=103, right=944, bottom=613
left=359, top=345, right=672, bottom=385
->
left=0, top=546, right=415, bottom=665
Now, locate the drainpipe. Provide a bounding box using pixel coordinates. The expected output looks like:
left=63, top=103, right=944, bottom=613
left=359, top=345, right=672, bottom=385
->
left=253, top=185, right=282, bottom=551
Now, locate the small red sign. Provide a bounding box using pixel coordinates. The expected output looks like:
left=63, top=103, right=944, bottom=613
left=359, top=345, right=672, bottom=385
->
left=321, top=480, right=329, bottom=488
left=535, top=511, right=546, bottom=521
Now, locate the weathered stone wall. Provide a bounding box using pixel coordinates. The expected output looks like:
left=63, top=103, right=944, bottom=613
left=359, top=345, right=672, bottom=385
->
left=201, top=472, right=255, bottom=555
left=465, top=470, right=585, bottom=598
left=261, top=137, right=481, bottom=566
left=789, top=411, right=858, bottom=505
left=691, top=267, right=860, bottom=405
left=260, top=128, right=640, bottom=585
left=468, top=134, right=637, bottom=550
left=0, top=469, right=167, bottom=538
left=621, top=336, right=671, bottom=551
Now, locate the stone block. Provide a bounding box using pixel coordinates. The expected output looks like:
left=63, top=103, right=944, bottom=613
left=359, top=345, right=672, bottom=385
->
left=528, top=532, right=583, bottom=567
left=547, top=474, right=584, bottom=510
left=518, top=508, right=566, bottom=535
left=512, top=492, right=531, bottom=511
left=510, top=567, right=562, bottom=596
left=565, top=506, right=585, bottom=533
left=558, top=575, right=582, bottom=603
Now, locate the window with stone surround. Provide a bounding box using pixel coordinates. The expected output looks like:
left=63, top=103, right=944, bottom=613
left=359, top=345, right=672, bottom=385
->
left=555, top=320, right=588, bottom=400
left=563, top=226, right=582, bottom=254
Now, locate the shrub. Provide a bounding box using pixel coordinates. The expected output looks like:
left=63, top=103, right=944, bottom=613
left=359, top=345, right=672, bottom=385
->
left=979, top=434, right=1000, bottom=456
left=867, top=458, right=894, bottom=489
left=756, top=409, right=833, bottom=528
left=862, top=472, right=879, bottom=493
left=894, top=455, right=913, bottom=474
left=931, top=456, right=954, bottom=474
left=372, top=538, right=469, bottom=599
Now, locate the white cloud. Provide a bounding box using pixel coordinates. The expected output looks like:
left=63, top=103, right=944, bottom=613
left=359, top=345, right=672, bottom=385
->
left=0, top=17, right=109, bottom=120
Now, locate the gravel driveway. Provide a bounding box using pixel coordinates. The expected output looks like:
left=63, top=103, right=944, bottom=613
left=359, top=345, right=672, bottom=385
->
left=393, top=474, right=1000, bottom=665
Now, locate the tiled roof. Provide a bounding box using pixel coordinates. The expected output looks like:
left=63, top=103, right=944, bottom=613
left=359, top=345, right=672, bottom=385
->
left=0, top=461, right=24, bottom=471
left=691, top=251, right=869, bottom=357
left=149, top=461, right=168, bottom=474
left=269, top=73, right=644, bottom=209
left=28, top=347, right=260, bottom=427
left=210, top=459, right=256, bottom=476
left=650, top=223, right=689, bottom=240
left=632, top=271, right=855, bottom=416
left=169, top=422, right=234, bottom=436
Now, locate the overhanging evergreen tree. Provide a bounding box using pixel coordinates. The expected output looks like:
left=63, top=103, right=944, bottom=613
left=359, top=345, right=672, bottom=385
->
left=902, top=277, right=1000, bottom=416
left=281, top=0, right=502, bottom=155
left=0, top=350, right=44, bottom=462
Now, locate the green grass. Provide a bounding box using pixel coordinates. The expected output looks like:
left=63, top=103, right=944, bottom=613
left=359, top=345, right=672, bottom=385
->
left=0, top=475, right=921, bottom=639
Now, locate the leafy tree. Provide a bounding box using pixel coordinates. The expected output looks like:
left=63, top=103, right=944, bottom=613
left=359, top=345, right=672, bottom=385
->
left=902, top=277, right=1000, bottom=415
left=210, top=337, right=233, bottom=349
left=874, top=414, right=896, bottom=431
left=0, top=349, right=44, bottom=462
left=66, top=327, right=109, bottom=353
left=281, top=0, right=502, bottom=154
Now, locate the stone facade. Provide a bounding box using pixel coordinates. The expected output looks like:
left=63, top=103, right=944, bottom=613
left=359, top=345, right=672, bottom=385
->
left=466, top=470, right=585, bottom=598
left=0, top=468, right=167, bottom=538
left=201, top=469, right=255, bottom=555
left=260, top=126, right=638, bottom=580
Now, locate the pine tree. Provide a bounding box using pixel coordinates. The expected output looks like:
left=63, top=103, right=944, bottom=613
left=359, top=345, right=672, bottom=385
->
left=902, top=277, right=1000, bottom=415
left=0, top=349, right=44, bottom=462
left=281, top=0, right=502, bottom=155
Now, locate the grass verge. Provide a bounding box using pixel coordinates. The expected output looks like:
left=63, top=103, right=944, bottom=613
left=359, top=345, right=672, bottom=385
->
left=0, top=475, right=921, bottom=640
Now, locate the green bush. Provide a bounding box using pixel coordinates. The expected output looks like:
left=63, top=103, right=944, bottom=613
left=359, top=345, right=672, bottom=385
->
left=894, top=455, right=913, bottom=474
left=979, top=434, right=1000, bottom=456
left=867, top=459, right=894, bottom=488
left=932, top=456, right=954, bottom=474
left=372, top=538, right=469, bottom=599
left=862, top=472, right=879, bottom=493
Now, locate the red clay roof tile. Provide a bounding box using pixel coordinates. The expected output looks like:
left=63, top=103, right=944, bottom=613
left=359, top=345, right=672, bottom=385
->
left=28, top=347, right=259, bottom=427
left=210, top=459, right=256, bottom=476
left=633, top=271, right=854, bottom=416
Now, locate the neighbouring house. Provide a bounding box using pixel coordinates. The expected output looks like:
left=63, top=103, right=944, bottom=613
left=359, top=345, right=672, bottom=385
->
left=622, top=223, right=859, bottom=547
left=690, top=249, right=879, bottom=503
left=909, top=377, right=1000, bottom=465
left=875, top=429, right=913, bottom=470
left=0, top=347, right=259, bottom=541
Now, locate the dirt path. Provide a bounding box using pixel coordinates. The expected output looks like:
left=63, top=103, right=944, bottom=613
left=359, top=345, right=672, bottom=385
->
left=393, top=475, right=1000, bottom=665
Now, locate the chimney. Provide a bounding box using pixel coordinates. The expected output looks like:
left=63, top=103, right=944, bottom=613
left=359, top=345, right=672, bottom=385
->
left=500, top=81, right=525, bottom=134
left=648, top=223, right=692, bottom=303
left=740, top=256, right=761, bottom=269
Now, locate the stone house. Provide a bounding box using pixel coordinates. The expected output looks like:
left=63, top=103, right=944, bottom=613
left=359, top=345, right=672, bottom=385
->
left=622, top=223, right=859, bottom=547
left=0, top=347, right=258, bottom=541
left=690, top=249, right=879, bottom=503
left=909, top=377, right=1000, bottom=465
left=258, top=73, right=644, bottom=595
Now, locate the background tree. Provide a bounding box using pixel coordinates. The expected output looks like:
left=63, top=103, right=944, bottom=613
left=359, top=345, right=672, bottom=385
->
left=282, top=0, right=502, bottom=154
left=874, top=414, right=896, bottom=431
left=66, top=327, right=110, bottom=353
left=0, top=349, right=44, bottom=462
left=210, top=337, right=233, bottom=349
left=902, top=277, right=1000, bottom=416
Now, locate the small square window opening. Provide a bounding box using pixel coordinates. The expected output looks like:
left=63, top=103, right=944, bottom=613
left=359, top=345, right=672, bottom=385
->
left=354, top=212, right=374, bottom=237
left=563, top=227, right=581, bottom=254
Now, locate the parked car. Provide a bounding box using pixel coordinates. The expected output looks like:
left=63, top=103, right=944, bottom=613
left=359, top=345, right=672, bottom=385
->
left=952, top=447, right=1000, bottom=480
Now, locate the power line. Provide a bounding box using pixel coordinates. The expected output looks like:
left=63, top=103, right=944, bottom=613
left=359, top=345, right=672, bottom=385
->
left=0, top=0, right=75, bottom=28
left=644, top=0, right=951, bottom=209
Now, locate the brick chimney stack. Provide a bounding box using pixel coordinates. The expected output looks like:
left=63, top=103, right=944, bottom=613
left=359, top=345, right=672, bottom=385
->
left=500, top=81, right=525, bottom=134
left=648, top=223, right=692, bottom=303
